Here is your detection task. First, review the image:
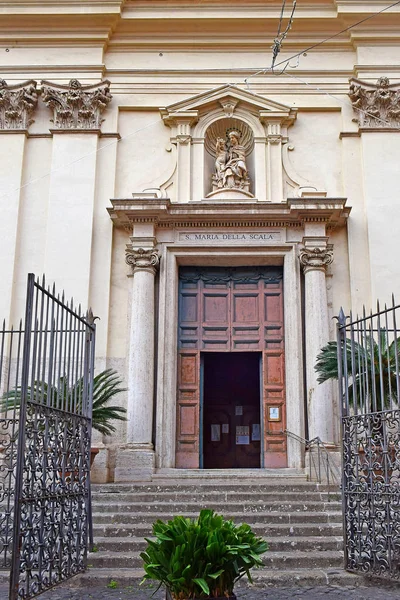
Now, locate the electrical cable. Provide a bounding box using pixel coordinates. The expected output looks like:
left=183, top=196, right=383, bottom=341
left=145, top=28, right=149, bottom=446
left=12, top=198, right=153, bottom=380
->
left=1, top=0, right=400, bottom=201
left=271, top=0, right=297, bottom=71
left=246, top=0, right=400, bottom=84
left=277, top=70, right=400, bottom=130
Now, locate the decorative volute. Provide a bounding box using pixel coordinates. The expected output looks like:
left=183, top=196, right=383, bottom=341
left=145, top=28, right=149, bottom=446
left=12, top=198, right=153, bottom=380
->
left=125, top=246, right=160, bottom=276
left=0, top=79, right=38, bottom=131
left=349, top=77, right=400, bottom=129
left=41, top=78, right=112, bottom=130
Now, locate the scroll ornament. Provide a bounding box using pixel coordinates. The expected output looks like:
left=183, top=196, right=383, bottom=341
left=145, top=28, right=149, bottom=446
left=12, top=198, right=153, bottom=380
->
left=41, top=79, right=112, bottom=129
left=349, top=77, right=400, bottom=129
left=299, top=246, right=333, bottom=273
left=125, top=247, right=160, bottom=273
left=0, top=79, right=38, bottom=130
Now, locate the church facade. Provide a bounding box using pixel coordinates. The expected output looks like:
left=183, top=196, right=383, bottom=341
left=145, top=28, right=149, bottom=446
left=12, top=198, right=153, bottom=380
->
left=0, top=1, right=399, bottom=482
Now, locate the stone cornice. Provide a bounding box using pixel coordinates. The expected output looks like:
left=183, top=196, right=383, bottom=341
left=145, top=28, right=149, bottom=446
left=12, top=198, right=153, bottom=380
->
left=108, top=197, right=350, bottom=230
left=41, top=78, right=112, bottom=130
left=0, top=79, right=38, bottom=131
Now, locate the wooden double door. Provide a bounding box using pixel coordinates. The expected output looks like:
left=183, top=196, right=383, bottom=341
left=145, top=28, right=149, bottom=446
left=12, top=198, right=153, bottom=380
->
left=176, top=266, right=286, bottom=469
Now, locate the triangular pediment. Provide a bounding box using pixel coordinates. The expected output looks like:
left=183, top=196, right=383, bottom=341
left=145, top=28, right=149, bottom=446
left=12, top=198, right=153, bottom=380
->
left=160, top=84, right=296, bottom=119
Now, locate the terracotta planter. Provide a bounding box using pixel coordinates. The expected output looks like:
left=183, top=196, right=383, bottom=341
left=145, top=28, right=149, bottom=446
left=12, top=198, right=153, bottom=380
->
left=165, top=589, right=236, bottom=600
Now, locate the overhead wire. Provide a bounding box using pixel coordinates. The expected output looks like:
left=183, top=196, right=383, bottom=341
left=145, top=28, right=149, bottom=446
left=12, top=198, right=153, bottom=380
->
left=271, top=0, right=297, bottom=71
left=245, top=0, right=400, bottom=84
left=1, top=0, right=400, bottom=202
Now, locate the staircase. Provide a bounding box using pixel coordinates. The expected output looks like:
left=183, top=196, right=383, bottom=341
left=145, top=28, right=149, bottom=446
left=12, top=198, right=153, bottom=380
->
left=81, top=472, right=357, bottom=588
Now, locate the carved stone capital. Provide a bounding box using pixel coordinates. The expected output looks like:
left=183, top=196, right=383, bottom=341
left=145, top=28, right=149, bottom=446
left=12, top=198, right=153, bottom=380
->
left=349, top=77, right=400, bottom=129
left=299, top=245, right=333, bottom=274
left=125, top=247, right=160, bottom=275
left=41, top=78, right=112, bottom=130
left=0, top=79, right=38, bottom=130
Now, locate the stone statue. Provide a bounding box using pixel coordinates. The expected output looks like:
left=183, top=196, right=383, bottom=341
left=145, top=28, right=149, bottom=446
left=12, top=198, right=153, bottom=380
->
left=212, top=130, right=250, bottom=192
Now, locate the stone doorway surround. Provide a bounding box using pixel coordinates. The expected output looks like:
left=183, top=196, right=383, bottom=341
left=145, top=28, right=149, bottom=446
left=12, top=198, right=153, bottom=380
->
left=108, top=197, right=350, bottom=481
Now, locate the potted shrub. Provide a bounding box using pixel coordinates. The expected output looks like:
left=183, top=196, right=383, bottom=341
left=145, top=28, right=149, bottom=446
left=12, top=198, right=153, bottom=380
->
left=140, top=509, right=268, bottom=599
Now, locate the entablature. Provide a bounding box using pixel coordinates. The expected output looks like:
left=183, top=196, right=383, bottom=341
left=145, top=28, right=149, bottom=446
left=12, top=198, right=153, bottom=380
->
left=108, top=197, right=351, bottom=231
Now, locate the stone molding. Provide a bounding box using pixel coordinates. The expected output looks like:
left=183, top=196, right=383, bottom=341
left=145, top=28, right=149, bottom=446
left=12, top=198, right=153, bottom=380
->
left=349, top=77, right=400, bottom=129
left=299, top=244, right=333, bottom=274
left=125, top=246, right=160, bottom=275
left=41, top=78, right=112, bottom=130
left=0, top=79, right=38, bottom=131
left=109, top=197, right=350, bottom=230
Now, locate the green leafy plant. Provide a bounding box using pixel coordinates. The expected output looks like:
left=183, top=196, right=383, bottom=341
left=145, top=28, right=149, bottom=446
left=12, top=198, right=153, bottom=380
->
left=107, top=579, right=119, bottom=589
left=1, top=368, right=127, bottom=436
left=315, top=331, right=400, bottom=411
left=140, top=509, right=268, bottom=599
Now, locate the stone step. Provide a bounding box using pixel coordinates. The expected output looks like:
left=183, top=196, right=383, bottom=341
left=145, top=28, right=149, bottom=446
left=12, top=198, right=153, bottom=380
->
left=87, top=550, right=343, bottom=569
left=91, top=500, right=341, bottom=514
left=93, top=535, right=343, bottom=553
left=153, top=469, right=307, bottom=480
left=92, top=490, right=341, bottom=503
left=93, top=480, right=335, bottom=494
left=93, top=521, right=343, bottom=538
left=92, top=510, right=342, bottom=525
left=0, top=567, right=364, bottom=588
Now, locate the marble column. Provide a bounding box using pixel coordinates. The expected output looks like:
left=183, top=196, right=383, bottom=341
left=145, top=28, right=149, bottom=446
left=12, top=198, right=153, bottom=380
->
left=115, top=246, right=160, bottom=481
left=300, top=238, right=334, bottom=442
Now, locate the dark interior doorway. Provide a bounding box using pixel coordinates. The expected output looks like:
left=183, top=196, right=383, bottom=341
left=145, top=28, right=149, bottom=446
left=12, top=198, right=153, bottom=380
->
left=202, top=352, right=261, bottom=469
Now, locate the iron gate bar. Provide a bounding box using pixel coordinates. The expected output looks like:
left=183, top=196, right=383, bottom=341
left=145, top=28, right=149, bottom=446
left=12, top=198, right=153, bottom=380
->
left=337, top=297, right=400, bottom=581
left=7, top=274, right=96, bottom=600
left=0, top=320, right=24, bottom=571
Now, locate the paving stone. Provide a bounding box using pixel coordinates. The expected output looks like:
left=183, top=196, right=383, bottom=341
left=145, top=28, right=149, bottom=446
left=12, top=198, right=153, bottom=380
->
left=1, top=581, right=400, bottom=600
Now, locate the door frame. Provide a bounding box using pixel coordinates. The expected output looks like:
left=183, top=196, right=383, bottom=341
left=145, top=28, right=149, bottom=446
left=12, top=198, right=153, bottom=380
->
left=154, top=244, right=305, bottom=470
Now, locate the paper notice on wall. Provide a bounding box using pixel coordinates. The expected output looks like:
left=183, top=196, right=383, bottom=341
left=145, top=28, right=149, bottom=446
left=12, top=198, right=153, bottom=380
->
left=236, top=425, right=249, bottom=445
left=222, top=424, right=229, bottom=434
left=211, top=424, right=221, bottom=442
left=252, top=424, right=261, bottom=441
left=235, top=406, right=243, bottom=416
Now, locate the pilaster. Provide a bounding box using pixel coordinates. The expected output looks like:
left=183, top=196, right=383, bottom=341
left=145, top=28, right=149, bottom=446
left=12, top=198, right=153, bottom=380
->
left=42, top=79, right=112, bottom=304
left=0, top=79, right=38, bottom=323
left=349, top=77, right=400, bottom=303
left=162, top=111, right=198, bottom=203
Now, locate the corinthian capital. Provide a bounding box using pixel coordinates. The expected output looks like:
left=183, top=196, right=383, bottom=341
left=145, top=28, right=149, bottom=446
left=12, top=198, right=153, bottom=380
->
left=0, top=79, right=38, bottom=130
left=41, top=78, right=112, bottom=130
left=300, top=245, right=333, bottom=274
left=125, top=247, right=160, bottom=275
left=349, top=77, right=400, bottom=129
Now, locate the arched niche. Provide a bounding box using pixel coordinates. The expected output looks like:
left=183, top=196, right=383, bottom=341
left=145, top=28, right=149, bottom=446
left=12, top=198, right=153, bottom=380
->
left=204, top=117, right=255, bottom=198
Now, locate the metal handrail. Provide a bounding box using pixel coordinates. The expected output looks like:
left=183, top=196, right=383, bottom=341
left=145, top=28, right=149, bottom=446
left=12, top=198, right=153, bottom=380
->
left=285, top=429, right=341, bottom=501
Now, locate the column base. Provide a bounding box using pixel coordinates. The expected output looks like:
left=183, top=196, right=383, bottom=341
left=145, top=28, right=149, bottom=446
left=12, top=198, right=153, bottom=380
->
left=114, top=444, right=155, bottom=482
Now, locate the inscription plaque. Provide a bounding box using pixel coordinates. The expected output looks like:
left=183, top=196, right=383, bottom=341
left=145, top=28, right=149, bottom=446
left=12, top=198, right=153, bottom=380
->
left=178, top=231, right=282, bottom=243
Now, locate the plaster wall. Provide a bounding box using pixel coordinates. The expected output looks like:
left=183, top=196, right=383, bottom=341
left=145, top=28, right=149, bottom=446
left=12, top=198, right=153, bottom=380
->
left=0, top=0, right=399, bottom=478
left=361, top=133, right=400, bottom=306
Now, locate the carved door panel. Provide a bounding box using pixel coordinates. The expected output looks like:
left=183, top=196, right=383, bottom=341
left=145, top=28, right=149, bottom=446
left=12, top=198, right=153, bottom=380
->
left=262, top=280, right=286, bottom=467
left=177, top=267, right=286, bottom=469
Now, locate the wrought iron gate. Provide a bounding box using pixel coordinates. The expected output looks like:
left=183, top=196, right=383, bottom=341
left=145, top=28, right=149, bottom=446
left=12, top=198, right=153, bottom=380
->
left=337, top=300, right=400, bottom=580
left=0, top=274, right=95, bottom=599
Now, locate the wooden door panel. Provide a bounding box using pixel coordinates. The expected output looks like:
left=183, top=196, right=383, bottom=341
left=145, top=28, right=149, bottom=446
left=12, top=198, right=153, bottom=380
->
left=178, top=267, right=286, bottom=469
left=262, top=280, right=286, bottom=467
left=176, top=351, right=200, bottom=468
left=231, top=281, right=263, bottom=350
left=179, top=281, right=200, bottom=350
left=201, top=284, right=230, bottom=350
